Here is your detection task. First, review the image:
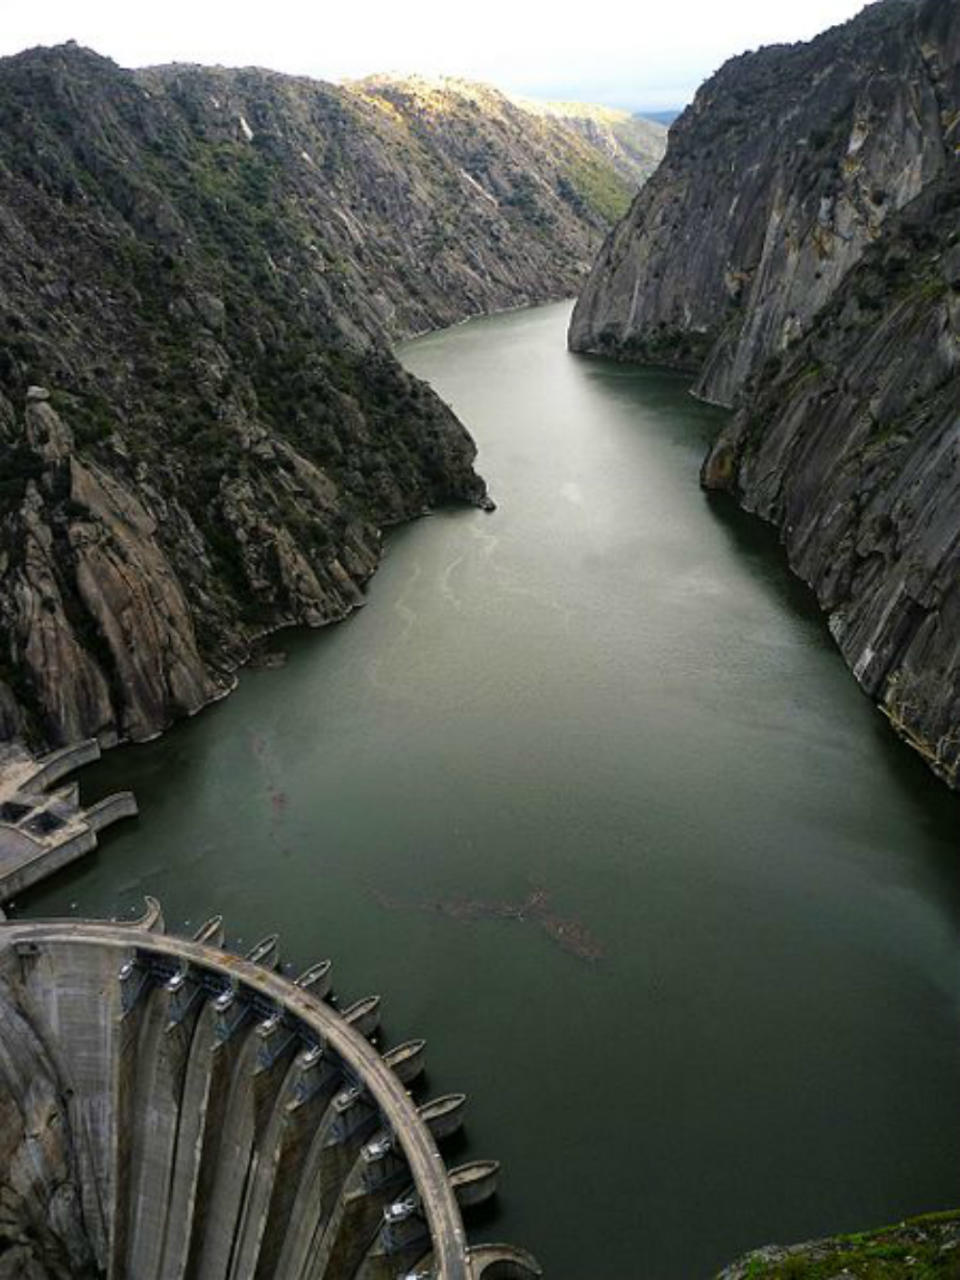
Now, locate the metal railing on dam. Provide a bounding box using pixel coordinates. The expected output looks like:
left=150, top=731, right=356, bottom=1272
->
left=0, top=901, right=541, bottom=1279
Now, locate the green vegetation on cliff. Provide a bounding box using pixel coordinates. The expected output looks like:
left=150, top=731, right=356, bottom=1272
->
left=0, top=42, right=647, bottom=749
left=720, top=1211, right=960, bottom=1279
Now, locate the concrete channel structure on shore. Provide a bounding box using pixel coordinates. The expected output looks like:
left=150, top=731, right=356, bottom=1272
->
left=0, top=739, right=137, bottom=904
left=0, top=899, right=541, bottom=1279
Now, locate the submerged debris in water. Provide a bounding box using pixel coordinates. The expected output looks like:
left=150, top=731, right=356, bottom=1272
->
left=374, top=885, right=605, bottom=963
left=249, top=732, right=290, bottom=824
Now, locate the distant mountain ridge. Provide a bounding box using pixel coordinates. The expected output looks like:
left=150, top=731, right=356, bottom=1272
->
left=504, top=92, right=667, bottom=188
left=350, top=74, right=665, bottom=224
left=636, top=109, right=681, bottom=127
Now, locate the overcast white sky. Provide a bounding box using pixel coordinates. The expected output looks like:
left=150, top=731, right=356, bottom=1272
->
left=1, top=0, right=871, bottom=110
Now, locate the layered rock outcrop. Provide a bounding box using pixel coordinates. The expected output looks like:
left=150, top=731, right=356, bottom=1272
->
left=0, top=975, right=96, bottom=1279
left=0, top=42, right=641, bottom=749
left=570, top=0, right=960, bottom=786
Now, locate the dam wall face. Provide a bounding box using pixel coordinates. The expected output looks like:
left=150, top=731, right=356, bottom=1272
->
left=0, top=907, right=541, bottom=1280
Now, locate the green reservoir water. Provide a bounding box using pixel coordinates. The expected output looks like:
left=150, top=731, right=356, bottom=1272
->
left=20, top=301, right=960, bottom=1277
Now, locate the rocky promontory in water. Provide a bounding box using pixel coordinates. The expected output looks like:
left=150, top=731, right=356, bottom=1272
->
left=717, top=1210, right=960, bottom=1279
left=0, top=42, right=659, bottom=751
left=570, top=0, right=960, bottom=787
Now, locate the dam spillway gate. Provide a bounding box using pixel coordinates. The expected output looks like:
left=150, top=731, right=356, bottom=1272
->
left=0, top=901, right=540, bottom=1279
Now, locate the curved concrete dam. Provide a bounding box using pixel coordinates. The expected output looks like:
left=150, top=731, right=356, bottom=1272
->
left=18, top=302, right=960, bottom=1277
left=0, top=903, right=538, bottom=1280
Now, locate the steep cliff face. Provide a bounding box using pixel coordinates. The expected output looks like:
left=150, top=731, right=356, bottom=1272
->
left=703, top=170, right=960, bottom=784
left=570, top=0, right=952, bottom=404
left=570, top=0, right=960, bottom=787
left=0, top=42, right=641, bottom=750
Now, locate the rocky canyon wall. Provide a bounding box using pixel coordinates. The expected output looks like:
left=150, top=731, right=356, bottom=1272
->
left=571, top=0, right=960, bottom=785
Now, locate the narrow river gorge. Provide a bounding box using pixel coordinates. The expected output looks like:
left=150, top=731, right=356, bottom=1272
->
left=18, top=302, right=960, bottom=1278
